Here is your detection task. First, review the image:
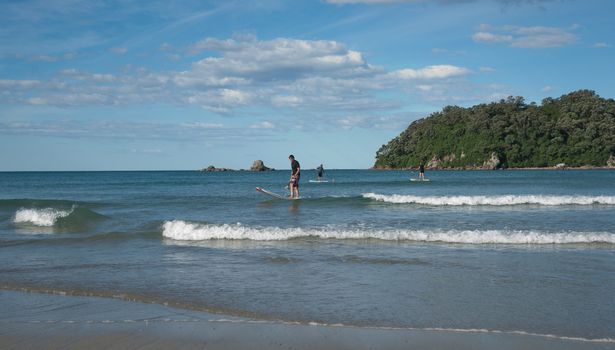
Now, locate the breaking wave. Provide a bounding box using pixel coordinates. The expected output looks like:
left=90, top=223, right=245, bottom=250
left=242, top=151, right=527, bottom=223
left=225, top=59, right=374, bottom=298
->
left=12, top=206, right=107, bottom=229
left=162, top=220, right=615, bottom=244
left=14, top=208, right=74, bottom=227
left=363, top=193, right=615, bottom=206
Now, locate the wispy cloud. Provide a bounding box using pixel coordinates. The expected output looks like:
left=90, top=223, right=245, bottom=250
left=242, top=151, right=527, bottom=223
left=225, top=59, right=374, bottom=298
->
left=249, top=121, right=275, bottom=129
left=541, top=85, right=554, bottom=92
left=1, top=35, right=472, bottom=116
left=390, top=65, right=470, bottom=79
left=180, top=122, right=225, bottom=129
left=593, top=42, right=611, bottom=48
left=334, top=113, right=418, bottom=130
left=473, top=24, right=577, bottom=48
left=431, top=48, right=466, bottom=56
left=0, top=120, right=278, bottom=142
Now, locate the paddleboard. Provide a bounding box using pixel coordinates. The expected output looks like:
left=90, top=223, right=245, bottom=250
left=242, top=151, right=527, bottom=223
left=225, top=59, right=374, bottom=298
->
left=309, top=180, right=330, bottom=183
left=256, top=187, right=299, bottom=200
left=410, top=178, right=431, bottom=182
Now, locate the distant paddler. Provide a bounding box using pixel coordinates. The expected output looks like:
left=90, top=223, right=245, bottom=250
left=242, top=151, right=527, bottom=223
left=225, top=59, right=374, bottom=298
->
left=419, top=162, right=425, bottom=180
left=317, top=164, right=324, bottom=181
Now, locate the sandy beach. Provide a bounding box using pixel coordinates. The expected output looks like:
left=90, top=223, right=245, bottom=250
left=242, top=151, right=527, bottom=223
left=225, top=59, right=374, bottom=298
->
left=1, top=290, right=612, bottom=350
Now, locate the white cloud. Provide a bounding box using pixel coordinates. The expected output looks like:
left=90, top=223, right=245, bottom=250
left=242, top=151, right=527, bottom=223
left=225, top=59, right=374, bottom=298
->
left=0, top=120, right=278, bottom=141
left=28, top=52, right=76, bottom=62
left=180, top=122, right=225, bottom=129
left=23, top=93, right=109, bottom=106
left=473, top=25, right=577, bottom=48
left=333, top=114, right=414, bottom=130
left=337, top=116, right=364, bottom=129
left=0, top=79, right=42, bottom=88
left=61, top=69, right=117, bottom=82
left=272, top=95, right=303, bottom=107
left=593, top=42, right=611, bottom=48
left=541, top=85, right=554, bottom=92
left=472, top=32, right=513, bottom=43
left=249, top=121, right=275, bottom=129
left=431, top=48, right=466, bottom=56
left=391, top=65, right=470, bottom=79
left=0, top=35, right=473, bottom=115
left=184, top=89, right=254, bottom=112
left=187, top=37, right=367, bottom=80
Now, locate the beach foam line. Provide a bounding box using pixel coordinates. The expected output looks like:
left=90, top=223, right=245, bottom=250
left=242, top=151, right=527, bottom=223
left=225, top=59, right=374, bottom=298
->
left=4, top=287, right=613, bottom=344
left=162, top=220, right=615, bottom=244
left=209, top=319, right=615, bottom=344
left=363, top=193, right=615, bottom=206
left=13, top=207, right=74, bottom=227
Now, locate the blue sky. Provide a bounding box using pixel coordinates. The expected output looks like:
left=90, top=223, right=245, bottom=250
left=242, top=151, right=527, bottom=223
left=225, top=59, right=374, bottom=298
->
left=1, top=0, right=613, bottom=171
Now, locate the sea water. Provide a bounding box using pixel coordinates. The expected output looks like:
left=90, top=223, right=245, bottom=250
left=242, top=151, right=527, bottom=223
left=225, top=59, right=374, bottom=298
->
left=1, top=170, right=614, bottom=342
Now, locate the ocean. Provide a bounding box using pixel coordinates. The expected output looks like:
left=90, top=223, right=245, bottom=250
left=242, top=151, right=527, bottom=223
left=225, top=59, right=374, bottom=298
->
left=1, top=169, right=614, bottom=343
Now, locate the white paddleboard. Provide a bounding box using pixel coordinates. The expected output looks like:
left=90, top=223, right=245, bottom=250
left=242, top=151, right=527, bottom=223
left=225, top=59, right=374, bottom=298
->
left=256, top=187, right=299, bottom=200
left=410, top=178, right=431, bottom=182
left=309, top=180, right=330, bottom=183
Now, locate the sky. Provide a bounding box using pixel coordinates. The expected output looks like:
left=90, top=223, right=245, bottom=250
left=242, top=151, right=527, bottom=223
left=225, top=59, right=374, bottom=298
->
left=1, top=0, right=614, bottom=171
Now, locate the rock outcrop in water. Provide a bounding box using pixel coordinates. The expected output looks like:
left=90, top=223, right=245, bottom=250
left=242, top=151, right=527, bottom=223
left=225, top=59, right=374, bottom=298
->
left=374, top=90, right=615, bottom=169
left=200, top=165, right=234, bottom=172
left=250, top=160, right=274, bottom=171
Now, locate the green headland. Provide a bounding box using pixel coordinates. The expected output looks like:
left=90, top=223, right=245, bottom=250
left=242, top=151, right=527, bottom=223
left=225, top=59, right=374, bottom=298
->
left=374, top=90, right=615, bottom=170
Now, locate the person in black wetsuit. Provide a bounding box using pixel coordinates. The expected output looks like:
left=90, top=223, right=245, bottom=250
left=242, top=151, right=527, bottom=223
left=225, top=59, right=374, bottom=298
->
left=317, top=164, right=324, bottom=181
left=288, top=155, right=301, bottom=198
left=419, top=162, right=425, bottom=180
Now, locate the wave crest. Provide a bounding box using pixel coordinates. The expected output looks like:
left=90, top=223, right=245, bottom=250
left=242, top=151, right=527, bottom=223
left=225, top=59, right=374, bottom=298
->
left=363, top=193, right=615, bottom=206
left=162, top=220, right=615, bottom=244
left=13, top=208, right=74, bottom=227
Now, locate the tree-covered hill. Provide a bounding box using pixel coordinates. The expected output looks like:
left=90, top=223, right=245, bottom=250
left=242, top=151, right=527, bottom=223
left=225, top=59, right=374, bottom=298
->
left=374, top=90, right=615, bottom=169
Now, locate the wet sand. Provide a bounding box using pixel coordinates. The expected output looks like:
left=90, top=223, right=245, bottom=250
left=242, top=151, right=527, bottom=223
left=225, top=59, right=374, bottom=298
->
left=1, top=290, right=613, bottom=350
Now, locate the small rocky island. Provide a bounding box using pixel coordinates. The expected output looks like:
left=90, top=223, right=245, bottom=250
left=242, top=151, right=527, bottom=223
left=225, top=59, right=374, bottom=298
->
left=374, top=90, right=615, bottom=170
left=200, top=160, right=275, bottom=172
left=250, top=160, right=274, bottom=171
left=200, top=165, right=235, bottom=172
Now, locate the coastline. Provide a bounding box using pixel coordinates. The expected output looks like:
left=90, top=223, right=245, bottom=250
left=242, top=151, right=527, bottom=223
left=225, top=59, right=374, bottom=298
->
left=1, top=290, right=613, bottom=350
left=371, top=166, right=615, bottom=171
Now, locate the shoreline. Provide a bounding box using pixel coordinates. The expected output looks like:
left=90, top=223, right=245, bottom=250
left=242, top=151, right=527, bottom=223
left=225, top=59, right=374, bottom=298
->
left=1, top=289, right=613, bottom=350
left=371, top=166, right=615, bottom=171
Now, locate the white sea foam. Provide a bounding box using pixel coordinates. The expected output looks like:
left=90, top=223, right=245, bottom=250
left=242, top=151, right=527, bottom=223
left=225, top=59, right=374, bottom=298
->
left=13, top=207, right=73, bottom=227
left=162, top=220, right=615, bottom=244
left=363, top=193, right=615, bottom=206
left=208, top=319, right=615, bottom=343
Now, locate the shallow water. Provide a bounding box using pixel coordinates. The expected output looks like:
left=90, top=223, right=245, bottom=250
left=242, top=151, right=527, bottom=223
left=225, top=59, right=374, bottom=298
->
left=1, top=170, right=614, bottom=340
